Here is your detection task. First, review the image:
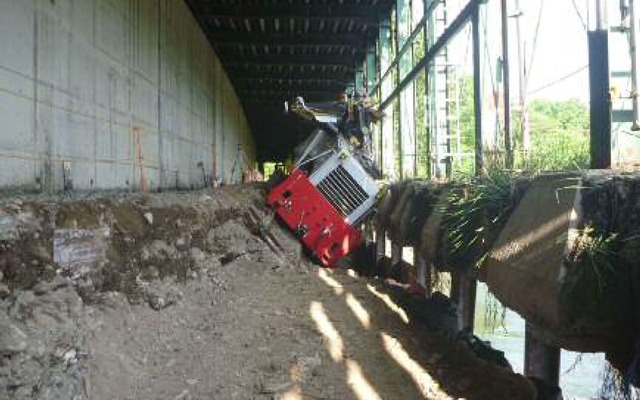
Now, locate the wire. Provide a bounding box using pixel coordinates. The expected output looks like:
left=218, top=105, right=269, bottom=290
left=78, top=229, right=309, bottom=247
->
left=528, top=64, right=589, bottom=94
left=525, top=0, right=547, bottom=92
left=571, top=0, right=588, bottom=32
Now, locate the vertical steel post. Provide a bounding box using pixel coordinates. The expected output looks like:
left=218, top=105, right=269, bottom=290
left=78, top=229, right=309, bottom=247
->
left=514, top=0, right=531, bottom=156
left=525, top=323, right=561, bottom=387
left=452, top=1, right=483, bottom=333
left=472, top=2, right=484, bottom=175
left=501, top=0, right=513, bottom=168
left=355, top=65, right=365, bottom=97
left=376, top=229, right=387, bottom=264
left=379, top=16, right=394, bottom=178
left=589, top=0, right=612, bottom=169
left=452, top=268, right=477, bottom=332
left=414, top=249, right=431, bottom=295
left=391, top=243, right=403, bottom=265
left=366, top=45, right=378, bottom=95
left=424, top=0, right=432, bottom=178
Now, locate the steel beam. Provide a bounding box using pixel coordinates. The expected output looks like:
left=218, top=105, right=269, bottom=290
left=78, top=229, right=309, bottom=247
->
left=226, top=68, right=354, bottom=81
left=380, top=0, right=476, bottom=110
left=207, top=31, right=368, bottom=47
left=237, top=89, right=341, bottom=101
left=369, top=0, right=439, bottom=96
left=232, top=78, right=349, bottom=92
left=196, top=4, right=381, bottom=22
left=222, top=54, right=357, bottom=68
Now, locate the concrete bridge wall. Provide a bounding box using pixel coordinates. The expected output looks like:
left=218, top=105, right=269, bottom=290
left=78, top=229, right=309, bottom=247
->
left=0, top=0, right=254, bottom=191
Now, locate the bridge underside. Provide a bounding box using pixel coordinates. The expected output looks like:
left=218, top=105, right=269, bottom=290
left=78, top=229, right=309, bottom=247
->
left=186, top=0, right=393, bottom=161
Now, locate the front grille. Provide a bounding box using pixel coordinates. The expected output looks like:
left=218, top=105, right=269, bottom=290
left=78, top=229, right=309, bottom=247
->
left=316, top=165, right=369, bottom=218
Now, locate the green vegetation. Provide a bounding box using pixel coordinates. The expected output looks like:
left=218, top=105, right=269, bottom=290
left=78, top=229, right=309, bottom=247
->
left=571, top=226, right=619, bottom=296
left=517, top=99, right=590, bottom=172
left=441, top=169, right=529, bottom=270
left=409, top=74, right=590, bottom=179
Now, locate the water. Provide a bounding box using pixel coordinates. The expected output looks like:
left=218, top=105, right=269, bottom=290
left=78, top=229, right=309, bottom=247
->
left=474, top=283, right=606, bottom=400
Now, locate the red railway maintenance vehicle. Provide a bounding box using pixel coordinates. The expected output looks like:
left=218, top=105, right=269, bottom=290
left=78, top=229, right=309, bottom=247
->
left=267, top=97, right=382, bottom=268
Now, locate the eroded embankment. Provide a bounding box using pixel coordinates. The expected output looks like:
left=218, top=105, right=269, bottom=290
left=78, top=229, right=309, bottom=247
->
left=0, top=187, right=302, bottom=300
left=0, top=186, right=539, bottom=400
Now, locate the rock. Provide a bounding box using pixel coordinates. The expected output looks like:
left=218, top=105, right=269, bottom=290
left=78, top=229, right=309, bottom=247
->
left=147, top=293, right=173, bottom=310
left=189, top=247, right=207, bottom=263
left=458, top=331, right=512, bottom=371
left=0, top=316, right=28, bottom=354
left=0, top=283, right=9, bottom=298
left=296, top=354, right=322, bottom=378
left=141, top=240, right=179, bottom=262
left=32, top=276, right=71, bottom=296
left=139, top=265, right=160, bottom=280
left=175, top=234, right=192, bottom=249
left=0, top=213, right=18, bottom=241
left=145, top=282, right=183, bottom=310
left=143, top=212, right=154, bottom=225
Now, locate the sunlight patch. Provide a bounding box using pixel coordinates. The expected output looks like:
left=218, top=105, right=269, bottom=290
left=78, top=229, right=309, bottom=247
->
left=381, top=333, right=448, bottom=399
left=317, top=268, right=344, bottom=295
left=346, top=359, right=383, bottom=400
left=366, top=284, right=409, bottom=324
left=345, top=293, right=371, bottom=329
left=310, top=301, right=344, bottom=362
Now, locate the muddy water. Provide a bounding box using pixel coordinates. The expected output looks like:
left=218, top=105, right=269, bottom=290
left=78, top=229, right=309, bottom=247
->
left=474, top=283, right=605, bottom=400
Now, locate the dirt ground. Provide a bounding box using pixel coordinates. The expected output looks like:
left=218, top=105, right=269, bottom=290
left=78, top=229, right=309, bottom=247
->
left=0, top=186, right=537, bottom=400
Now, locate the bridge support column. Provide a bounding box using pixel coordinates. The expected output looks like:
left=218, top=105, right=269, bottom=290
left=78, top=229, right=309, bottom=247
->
left=452, top=269, right=477, bottom=332
left=391, top=243, right=403, bottom=265
left=414, top=249, right=431, bottom=295
left=525, top=323, right=561, bottom=387
left=375, top=229, right=386, bottom=264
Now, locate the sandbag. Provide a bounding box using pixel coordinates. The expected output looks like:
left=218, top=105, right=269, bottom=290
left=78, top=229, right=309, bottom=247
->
left=418, top=190, right=450, bottom=268
left=376, top=183, right=400, bottom=230
left=398, top=181, right=443, bottom=247
left=388, top=181, right=415, bottom=242
left=485, top=173, right=580, bottom=339
left=484, top=171, right=640, bottom=368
